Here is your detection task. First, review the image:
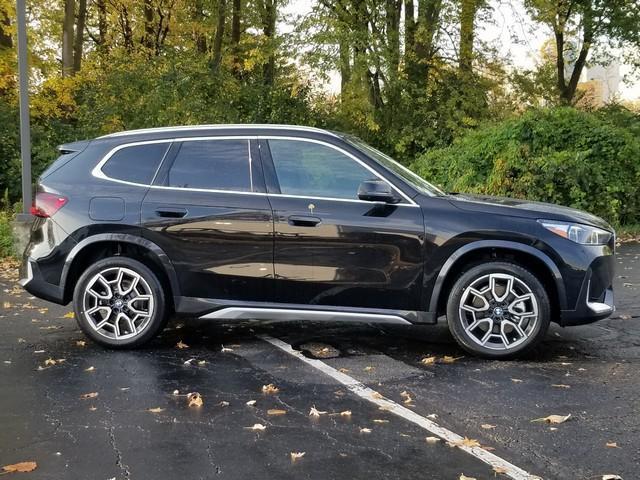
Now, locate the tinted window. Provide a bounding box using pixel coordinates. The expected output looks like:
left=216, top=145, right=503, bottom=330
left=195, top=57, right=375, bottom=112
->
left=268, top=139, right=374, bottom=199
left=167, top=140, right=252, bottom=191
left=102, top=143, right=169, bottom=185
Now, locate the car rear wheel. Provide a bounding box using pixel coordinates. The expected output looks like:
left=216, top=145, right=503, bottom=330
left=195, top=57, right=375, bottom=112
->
left=446, top=262, right=551, bottom=359
left=73, top=257, right=168, bottom=348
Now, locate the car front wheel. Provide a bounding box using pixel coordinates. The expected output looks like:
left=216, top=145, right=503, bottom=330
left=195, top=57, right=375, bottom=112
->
left=446, top=262, right=551, bottom=359
left=73, top=257, right=168, bottom=348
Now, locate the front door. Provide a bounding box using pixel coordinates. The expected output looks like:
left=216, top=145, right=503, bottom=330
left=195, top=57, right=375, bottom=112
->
left=261, top=137, right=425, bottom=311
left=141, top=138, right=274, bottom=303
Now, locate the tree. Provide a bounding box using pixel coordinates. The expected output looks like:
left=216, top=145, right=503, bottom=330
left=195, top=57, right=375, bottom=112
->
left=526, top=0, right=640, bottom=104
left=62, top=0, right=75, bottom=76
left=459, top=0, right=481, bottom=72
left=73, top=0, right=87, bottom=72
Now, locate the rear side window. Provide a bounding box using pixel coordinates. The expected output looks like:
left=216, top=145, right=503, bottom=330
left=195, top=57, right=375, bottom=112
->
left=167, top=140, right=252, bottom=191
left=102, top=143, right=169, bottom=185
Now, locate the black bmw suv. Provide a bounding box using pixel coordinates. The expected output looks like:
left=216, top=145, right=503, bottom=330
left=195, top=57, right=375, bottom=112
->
left=20, top=125, right=615, bottom=358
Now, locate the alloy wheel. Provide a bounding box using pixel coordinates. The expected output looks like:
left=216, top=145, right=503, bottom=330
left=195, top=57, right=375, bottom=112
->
left=82, top=266, right=155, bottom=341
left=458, top=273, right=539, bottom=351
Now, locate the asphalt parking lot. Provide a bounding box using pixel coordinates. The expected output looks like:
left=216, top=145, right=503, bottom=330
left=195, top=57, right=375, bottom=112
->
left=1, top=243, right=639, bottom=480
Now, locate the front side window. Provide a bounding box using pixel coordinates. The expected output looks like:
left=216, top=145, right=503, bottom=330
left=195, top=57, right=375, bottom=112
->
left=102, top=143, right=169, bottom=185
left=267, top=139, right=375, bottom=200
left=167, top=140, right=252, bottom=191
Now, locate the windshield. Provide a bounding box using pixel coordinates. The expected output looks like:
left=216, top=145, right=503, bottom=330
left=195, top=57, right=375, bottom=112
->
left=343, top=136, right=445, bottom=197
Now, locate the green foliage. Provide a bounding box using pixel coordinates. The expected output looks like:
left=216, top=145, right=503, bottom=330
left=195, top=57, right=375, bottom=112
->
left=412, top=107, right=640, bottom=225
left=0, top=210, right=14, bottom=258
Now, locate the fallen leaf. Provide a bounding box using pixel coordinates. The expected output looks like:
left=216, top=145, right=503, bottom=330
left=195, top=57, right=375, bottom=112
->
left=290, top=452, right=305, bottom=462
left=197, top=360, right=206, bottom=366
left=62, top=311, right=75, bottom=319
left=373, top=419, right=388, bottom=423
left=183, top=358, right=195, bottom=365
left=442, top=355, right=463, bottom=364
left=172, top=389, right=179, bottom=396
left=176, top=340, right=189, bottom=349
left=531, top=414, right=571, bottom=424
left=359, top=427, right=372, bottom=434
left=425, top=436, right=441, bottom=444
left=340, top=410, right=352, bottom=417
left=267, top=409, right=287, bottom=416
left=551, top=384, right=571, bottom=389
left=309, top=406, right=327, bottom=417
left=421, top=356, right=437, bottom=365
left=493, top=466, right=508, bottom=475
left=80, top=392, right=98, bottom=399
left=2, top=461, right=38, bottom=473
left=88, top=406, right=97, bottom=411
left=338, top=368, right=350, bottom=373
left=481, top=424, right=496, bottom=430
left=400, top=391, right=413, bottom=404
left=511, top=378, right=523, bottom=383
left=459, top=474, right=477, bottom=480
left=364, top=366, right=375, bottom=372
left=245, top=423, right=266, bottom=431
left=221, top=345, right=233, bottom=352
left=45, top=358, right=57, bottom=366
left=76, top=340, right=86, bottom=347
left=602, top=476, right=623, bottom=480
left=147, top=407, right=164, bottom=413
left=427, top=413, right=438, bottom=419
left=370, top=392, right=383, bottom=399
left=262, top=384, right=279, bottom=394
left=450, top=437, right=481, bottom=448
left=187, top=392, right=203, bottom=407
left=246, top=400, right=257, bottom=406
left=2, top=301, right=11, bottom=308
left=217, top=401, right=229, bottom=407
left=606, top=442, right=619, bottom=448
left=84, top=366, right=95, bottom=372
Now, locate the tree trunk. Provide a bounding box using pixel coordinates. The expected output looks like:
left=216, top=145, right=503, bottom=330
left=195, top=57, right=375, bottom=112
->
left=73, top=0, right=87, bottom=72
left=193, top=0, right=207, bottom=53
left=62, top=0, right=75, bottom=76
left=406, top=0, right=441, bottom=85
left=212, top=0, right=227, bottom=71
left=339, top=39, right=351, bottom=94
left=231, top=0, right=242, bottom=76
left=261, top=0, right=277, bottom=87
left=143, top=0, right=155, bottom=50
left=459, top=0, right=479, bottom=72
left=385, top=0, right=401, bottom=83
left=97, top=0, right=107, bottom=48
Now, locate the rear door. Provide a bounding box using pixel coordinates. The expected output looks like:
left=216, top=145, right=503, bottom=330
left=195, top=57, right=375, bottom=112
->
left=261, top=137, right=425, bottom=311
left=141, top=137, right=274, bottom=303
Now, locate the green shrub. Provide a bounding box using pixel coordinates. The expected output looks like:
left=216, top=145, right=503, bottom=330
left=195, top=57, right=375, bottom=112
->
left=0, top=211, right=14, bottom=258
left=411, top=107, right=640, bottom=226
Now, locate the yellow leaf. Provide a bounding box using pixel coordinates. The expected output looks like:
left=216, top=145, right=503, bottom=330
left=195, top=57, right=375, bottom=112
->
left=187, top=392, right=203, bottom=407
left=373, top=419, right=388, bottom=423
left=340, top=410, right=352, bottom=417
left=442, top=355, right=463, bottom=364
left=493, top=466, right=508, bottom=475
left=602, top=476, right=623, bottom=480
left=76, top=340, right=86, bottom=347
left=148, top=407, right=164, bottom=413
left=481, top=424, right=496, bottom=430
left=338, top=367, right=350, bottom=373
left=176, top=340, right=189, bottom=349
left=2, top=461, right=38, bottom=473
left=450, top=437, right=481, bottom=448
left=197, top=360, right=206, bottom=366
left=84, top=366, right=95, bottom=372
left=425, top=436, right=440, bottom=444
left=45, top=358, right=57, bottom=366
left=421, top=356, right=436, bottom=365
left=400, top=391, right=413, bottom=404
left=459, top=475, right=477, bottom=480
left=2, top=301, right=11, bottom=308
left=80, top=392, right=98, bottom=399
left=245, top=423, right=266, bottom=431
left=605, top=442, right=619, bottom=448
left=63, top=311, right=75, bottom=319
left=364, top=366, right=374, bottom=371
left=290, top=452, right=305, bottom=462
left=267, top=409, right=287, bottom=416
left=531, top=414, right=571, bottom=424
left=262, top=383, right=279, bottom=394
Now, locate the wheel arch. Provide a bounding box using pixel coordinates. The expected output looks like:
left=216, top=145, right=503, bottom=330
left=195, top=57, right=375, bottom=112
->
left=428, top=240, right=566, bottom=317
left=61, top=234, right=180, bottom=305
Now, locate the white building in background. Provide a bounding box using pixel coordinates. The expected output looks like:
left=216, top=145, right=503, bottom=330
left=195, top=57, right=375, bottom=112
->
left=580, top=62, right=622, bottom=103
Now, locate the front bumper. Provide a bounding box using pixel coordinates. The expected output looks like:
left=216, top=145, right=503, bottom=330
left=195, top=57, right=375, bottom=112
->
left=560, top=255, right=615, bottom=326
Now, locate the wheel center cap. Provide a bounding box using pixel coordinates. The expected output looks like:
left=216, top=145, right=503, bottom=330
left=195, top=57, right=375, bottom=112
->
left=113, top=299, right=124, bottom=309
left=493, top=307, right=504, bottom=317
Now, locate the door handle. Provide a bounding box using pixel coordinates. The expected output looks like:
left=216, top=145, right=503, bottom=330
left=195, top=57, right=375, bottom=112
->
left=288, top=215, right=321, bottom=227
left=155, top=207, right=188, bottom=218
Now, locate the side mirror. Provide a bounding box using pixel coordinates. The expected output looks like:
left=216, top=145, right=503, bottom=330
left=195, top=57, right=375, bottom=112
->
left=357, top=180, right=397, bottom=203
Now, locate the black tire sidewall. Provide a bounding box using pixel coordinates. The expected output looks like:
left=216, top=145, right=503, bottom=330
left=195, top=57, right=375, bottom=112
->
left=446, top=262, right=551, bottom=359
left=73, top=256, right=167, bottom=349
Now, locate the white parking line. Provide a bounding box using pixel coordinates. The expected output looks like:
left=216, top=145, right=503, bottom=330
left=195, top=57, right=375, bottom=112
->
left=260, top=334, right=539, bottom=480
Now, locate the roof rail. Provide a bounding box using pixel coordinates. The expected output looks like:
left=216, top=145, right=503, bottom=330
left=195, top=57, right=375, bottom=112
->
left=98, top=124, right=339, bottom=139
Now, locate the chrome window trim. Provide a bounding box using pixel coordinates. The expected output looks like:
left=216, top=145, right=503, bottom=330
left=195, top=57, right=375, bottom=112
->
left=98, top=124, right=341, bottom=139
left=91, top=135, right=419, bottom=207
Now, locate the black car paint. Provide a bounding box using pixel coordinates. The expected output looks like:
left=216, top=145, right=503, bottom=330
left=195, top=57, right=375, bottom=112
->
left=20, top=125, right=615, bottom=327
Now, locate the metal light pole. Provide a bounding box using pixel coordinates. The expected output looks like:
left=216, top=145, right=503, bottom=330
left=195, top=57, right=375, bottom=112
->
left=16, top=0, right=31, bottom=218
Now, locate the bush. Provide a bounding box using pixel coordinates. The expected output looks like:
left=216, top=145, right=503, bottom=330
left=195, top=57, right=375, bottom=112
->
left=411, top=107, right=640, bottom=226
left=0, top=211, right=14, bottom=258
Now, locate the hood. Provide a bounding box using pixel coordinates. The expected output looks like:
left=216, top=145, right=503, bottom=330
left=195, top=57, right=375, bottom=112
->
left=447, top=193, right=613, bottom=231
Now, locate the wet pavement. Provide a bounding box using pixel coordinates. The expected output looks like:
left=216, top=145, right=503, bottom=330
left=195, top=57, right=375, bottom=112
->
left=1, top=243, right=639, bottom=480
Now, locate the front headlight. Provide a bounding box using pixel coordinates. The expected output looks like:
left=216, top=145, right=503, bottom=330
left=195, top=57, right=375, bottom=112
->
left=538, top=220, right=612, bottom=245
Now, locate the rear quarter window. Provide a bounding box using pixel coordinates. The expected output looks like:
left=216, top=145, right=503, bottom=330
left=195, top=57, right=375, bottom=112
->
left=101, top=143, right=170, bottom=185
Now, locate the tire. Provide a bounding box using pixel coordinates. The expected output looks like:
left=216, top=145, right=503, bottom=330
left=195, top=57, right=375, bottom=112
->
left=446, top=262, right=551, bottom=359
left=73, top=256, right=168, bottom=349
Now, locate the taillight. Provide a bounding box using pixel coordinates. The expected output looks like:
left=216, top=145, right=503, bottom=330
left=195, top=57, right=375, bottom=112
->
left=30, top=192, right=68, bottom=218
